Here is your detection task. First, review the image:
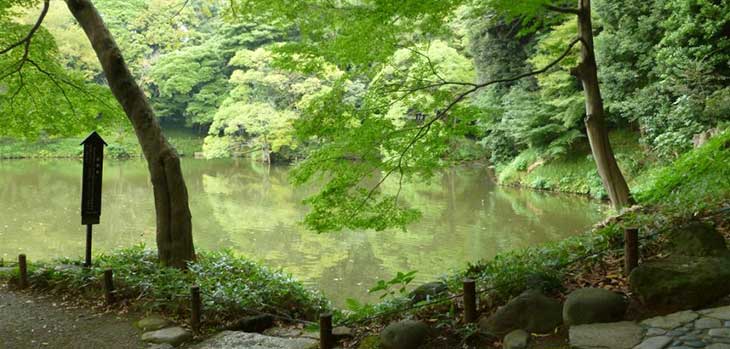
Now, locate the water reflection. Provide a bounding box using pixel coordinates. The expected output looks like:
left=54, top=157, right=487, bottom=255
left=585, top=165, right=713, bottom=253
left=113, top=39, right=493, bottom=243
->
left=0, top=159, right=604, bottom=305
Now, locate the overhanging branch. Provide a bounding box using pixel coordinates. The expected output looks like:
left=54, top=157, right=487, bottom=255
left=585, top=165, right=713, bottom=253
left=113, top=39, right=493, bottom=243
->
left=0, top=0, right=50, bottom=56
left=544, top=4, right=580, bottom=15
left=351, top=38, right=583, bottom=214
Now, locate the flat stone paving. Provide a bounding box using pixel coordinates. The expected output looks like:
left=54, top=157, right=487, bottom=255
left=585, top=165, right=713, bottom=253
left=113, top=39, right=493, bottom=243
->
left=571, top=306, right=730, bottom=349
left=636, top=306, right=730, bottom=349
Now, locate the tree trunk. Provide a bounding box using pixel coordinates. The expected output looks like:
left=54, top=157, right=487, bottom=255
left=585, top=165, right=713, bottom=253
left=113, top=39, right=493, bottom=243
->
left=65, top=0, right=195, bottom=268
left=573, top=0, right=634, bottom=209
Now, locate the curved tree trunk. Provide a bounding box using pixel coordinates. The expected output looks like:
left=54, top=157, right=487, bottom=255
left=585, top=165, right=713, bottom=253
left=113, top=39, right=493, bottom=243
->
left=573, top=0, right=634, bottom=209
left=65, top=0, right=195, bottom=268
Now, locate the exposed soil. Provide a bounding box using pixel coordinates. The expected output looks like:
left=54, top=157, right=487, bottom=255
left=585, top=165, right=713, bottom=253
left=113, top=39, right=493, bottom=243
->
left=0, top=284, right=145, bottom=349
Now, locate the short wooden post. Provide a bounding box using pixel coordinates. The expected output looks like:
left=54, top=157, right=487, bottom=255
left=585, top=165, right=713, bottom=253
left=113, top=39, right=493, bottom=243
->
left=624, top=227, right=639, bottom=276
left=0, top=258, right=4, bottom=267
left=190, top=285, right=201, bottom=332
left=103, top=269, right=115, bottom=305
left=18, top=254, right=28, bottom=289
left=463, top=278, right=477, bottom=323
left=319, top=313, right=333, bottom=349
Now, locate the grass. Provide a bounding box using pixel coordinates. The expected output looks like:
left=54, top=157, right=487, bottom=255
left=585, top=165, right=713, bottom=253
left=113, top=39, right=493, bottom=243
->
left=496, top=130, right=649, bottom=199
left=0, top=246, right=331, bottom=330
left=0, top=127, right=204, bottom=159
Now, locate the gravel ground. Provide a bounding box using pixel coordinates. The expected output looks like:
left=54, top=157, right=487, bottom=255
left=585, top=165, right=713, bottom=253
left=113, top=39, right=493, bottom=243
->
left=0, top=285, right=145, bottom=349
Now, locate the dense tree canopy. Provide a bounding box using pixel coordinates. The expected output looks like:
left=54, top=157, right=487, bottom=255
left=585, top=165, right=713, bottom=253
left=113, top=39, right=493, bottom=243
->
left=2, top=0, right=728, bottom=233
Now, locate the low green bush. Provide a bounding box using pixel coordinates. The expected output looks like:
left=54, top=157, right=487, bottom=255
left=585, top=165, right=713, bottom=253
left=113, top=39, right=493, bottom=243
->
left=1, top=246, right=330, bottom=328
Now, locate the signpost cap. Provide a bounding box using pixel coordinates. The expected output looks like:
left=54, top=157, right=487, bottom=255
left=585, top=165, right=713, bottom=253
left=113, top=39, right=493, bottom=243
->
left=80, top=131, right=108, bottom=146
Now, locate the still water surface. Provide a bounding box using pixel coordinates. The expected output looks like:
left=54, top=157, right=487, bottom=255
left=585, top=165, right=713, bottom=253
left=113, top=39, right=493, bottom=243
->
left=0, top=159, right=604, bottom=305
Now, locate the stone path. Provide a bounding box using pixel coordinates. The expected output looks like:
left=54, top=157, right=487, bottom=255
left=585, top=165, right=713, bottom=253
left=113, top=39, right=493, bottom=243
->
left=0, top=285, right=145, bottom=349
left=571, top=305, right=730, bottom=349
left=638, top=307, right=730, bottom=349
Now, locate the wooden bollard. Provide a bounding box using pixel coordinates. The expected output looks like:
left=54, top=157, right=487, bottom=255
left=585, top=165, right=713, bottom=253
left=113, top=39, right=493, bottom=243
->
left=103, top=269, right=115, bottom=305
left=190, top=285, right=201, bottom=332
left=319, top=313, right=333, bottom=349
left=463, top=278, right=477, bottom=323
left=624, top=228, right=639, bottom=276
left=18, top=254, right=28, bottom=289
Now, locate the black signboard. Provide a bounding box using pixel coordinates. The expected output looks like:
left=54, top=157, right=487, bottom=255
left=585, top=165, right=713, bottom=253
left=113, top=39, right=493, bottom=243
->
left=80, top=131, right=106, bottom=267
left=81, top=131, right=107, bottom=225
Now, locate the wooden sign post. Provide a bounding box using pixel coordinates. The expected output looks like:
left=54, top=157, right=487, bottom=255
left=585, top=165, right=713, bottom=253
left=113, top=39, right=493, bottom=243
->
left=80, top=131, right=107, bottom=267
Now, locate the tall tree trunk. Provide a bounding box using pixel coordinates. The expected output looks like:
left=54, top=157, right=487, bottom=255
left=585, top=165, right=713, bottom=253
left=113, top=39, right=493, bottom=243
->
left=65, top=0, right=195, bottom=268
left=573, top=0, right=634, bottom=209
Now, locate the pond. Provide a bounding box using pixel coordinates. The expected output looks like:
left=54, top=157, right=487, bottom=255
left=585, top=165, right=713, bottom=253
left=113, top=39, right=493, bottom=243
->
left=0, top=158, right=604, bottom=305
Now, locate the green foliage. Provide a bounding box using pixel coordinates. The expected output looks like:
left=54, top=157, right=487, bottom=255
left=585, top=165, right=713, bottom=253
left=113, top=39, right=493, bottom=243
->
left=498, top=131, right=645, bottom=198
left=204, top=46, right=337, bottom=161
left=367, top=270, right=418, bottom=300
left=595, top=0, right=730, bottom=158
left=3, top=245, right=330, bottom=325
left=0, top=14, right=124, bottom=138
left=636, top=129, right=730, bottom=212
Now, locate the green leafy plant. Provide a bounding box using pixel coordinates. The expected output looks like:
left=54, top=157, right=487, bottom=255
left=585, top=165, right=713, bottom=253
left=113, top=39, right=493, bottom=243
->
left=368, top=270, right=418, bottom=299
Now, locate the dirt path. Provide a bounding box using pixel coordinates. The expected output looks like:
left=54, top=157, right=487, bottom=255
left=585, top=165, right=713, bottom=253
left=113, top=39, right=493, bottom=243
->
left=0, top=285, right=145, bottom=349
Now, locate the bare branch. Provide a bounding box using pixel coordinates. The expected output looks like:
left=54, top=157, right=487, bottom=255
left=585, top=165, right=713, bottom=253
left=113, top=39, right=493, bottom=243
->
left=26, top=59, right=77, bottom=116
left=0, top=0, right=50, bottom=56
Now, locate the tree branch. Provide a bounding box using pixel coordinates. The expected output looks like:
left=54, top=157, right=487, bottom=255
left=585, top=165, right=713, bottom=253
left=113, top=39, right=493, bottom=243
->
left=350, top=38, right=583, bottom=214
left=0, top=0, right=50, bottom=56
left=544, top=4, right=580, bottom=15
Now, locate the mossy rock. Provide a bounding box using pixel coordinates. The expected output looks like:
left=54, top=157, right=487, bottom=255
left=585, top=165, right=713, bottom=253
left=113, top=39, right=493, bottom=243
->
left=479, top=289, right=562, bottom=336
left=357, top=336, right=382, bottom=349
left=135, top=316, right=172, bottom=331
left=629, top=255, right=730, bottom=312
left=666, top=220, right=728, bottom=257
left=408, top=281, right=448, bottom=303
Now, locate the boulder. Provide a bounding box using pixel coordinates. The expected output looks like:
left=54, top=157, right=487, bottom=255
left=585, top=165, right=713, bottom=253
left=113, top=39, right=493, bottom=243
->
left=225, top=314, right=274, bottom=333
left=563, top=288, right=627, bottom=325
left=666, top=220, right=728, bottom=257
left=569, top=321, right=643, bottom=349
left=141, top=327, right=192, bottom=347
left=408, top=282, right=448, bottom=303
left=135, top=315, right=173, bottom=331
left=479, top=289, right=562, bottom=336
left=191, top=331, right=317, bottom=349
left=379, top=320, right=430, bottom=349
left=629, top=255, right=730, bottom=312
left=503, top=329, right=529, bottom=349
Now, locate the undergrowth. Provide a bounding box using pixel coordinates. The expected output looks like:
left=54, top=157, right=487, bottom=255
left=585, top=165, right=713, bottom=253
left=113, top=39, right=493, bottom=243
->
left=497, top=130, right=648, bottom=199
left=0, top=246, right=330, bottom=329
